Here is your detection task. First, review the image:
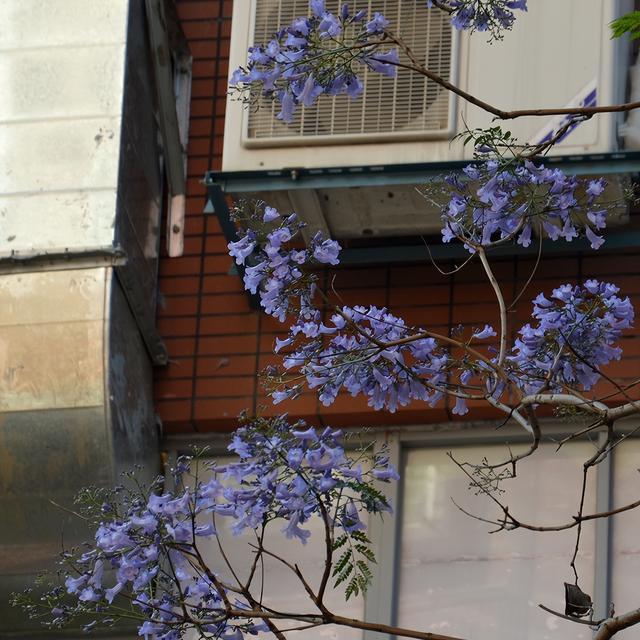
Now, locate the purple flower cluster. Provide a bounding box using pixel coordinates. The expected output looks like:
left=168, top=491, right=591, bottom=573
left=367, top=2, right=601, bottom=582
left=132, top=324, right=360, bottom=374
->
left=428, top=0, right=527, bottom=38
left=58, top=478, right=235, bottom=640
left=229, top=203, right=341, bottom=322
left=508, top=281, right=635, bottom=394
left=230, top=1, right=399, bottom=123
left=439, top=160, right=611, bottom=253
left=226, top=174, right=631, bottom=421
left=34, top=418, right=397, bottom=636
left=271, top=306, right=504, bottom=414
left=273, top=305, right=452, bottom=412
left=223, top=417, right=398, bottom=542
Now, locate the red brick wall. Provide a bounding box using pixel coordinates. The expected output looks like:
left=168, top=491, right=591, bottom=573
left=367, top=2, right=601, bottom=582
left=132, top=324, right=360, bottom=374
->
left=155, top=1, right=640, bottom=433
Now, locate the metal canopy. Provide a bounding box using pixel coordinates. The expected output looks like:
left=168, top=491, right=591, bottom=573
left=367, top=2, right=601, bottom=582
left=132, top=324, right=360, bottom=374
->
left=206, top=151, right=640, bottom=191
left=205, top=151, right=640, bottom=265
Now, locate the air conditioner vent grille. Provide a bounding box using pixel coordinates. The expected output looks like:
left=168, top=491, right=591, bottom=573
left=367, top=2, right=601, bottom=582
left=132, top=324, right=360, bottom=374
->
left=247, top=0, right=453, bottom=144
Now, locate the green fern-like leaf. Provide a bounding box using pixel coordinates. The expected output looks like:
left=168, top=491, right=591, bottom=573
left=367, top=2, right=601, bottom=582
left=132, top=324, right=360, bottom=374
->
left=332, top=534, right=348, bottom=551
left=349, top=530, right=371, bottom=544
left=345, top=577, right=359, bottom=600
left=334, top=550, right=350, bottom=573
left=333, top=562, right=353, bottom=587
left=356, top=559, right=372, bottom=578
left=354, top=544, right=376, bottom=563
left=611, top=11, right=640, bottom=40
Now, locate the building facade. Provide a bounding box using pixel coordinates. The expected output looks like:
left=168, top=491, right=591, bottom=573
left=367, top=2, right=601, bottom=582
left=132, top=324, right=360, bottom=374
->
left=1, top=0, right=640, bottom=638
left=154, top=2, right=640, bottom=639
left=0, top=0, right=188, bottom=635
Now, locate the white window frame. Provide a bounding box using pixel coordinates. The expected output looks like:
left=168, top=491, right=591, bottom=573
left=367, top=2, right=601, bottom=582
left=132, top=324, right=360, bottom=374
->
left=164, top=419, right=638, bottom=638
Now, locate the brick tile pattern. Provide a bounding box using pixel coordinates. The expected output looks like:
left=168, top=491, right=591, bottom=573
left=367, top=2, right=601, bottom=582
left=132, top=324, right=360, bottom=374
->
left=155, top=1, right=640, bottom=432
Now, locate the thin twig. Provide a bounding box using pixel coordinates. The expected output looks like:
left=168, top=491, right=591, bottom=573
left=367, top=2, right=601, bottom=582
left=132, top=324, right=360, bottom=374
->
left=477, top=247, right=507, bottom=365
left=538, top=603, right=603, bottom=627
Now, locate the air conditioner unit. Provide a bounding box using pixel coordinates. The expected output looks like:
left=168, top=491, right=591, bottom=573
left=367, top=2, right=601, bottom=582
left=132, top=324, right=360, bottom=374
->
left=223, top=0, right=631, bottom=173
left=245, top=0, right=455, bottom=146
left=218, top=0, right=634, bottom=242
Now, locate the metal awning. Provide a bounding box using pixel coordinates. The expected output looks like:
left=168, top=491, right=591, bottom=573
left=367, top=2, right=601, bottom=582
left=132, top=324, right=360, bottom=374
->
left=205, top=151, right=640, bottom=265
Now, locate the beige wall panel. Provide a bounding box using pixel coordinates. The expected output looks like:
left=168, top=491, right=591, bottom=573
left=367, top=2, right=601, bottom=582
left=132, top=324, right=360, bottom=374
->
left=0, top=320, right=105, bottom=411
left=0, top=189, right=117, bottom=254
left=0, top=117, right=121, bottom=195
left=0, top=268, right=107, bottom=414
left=0, top=268, right=106, bottom=327
left=0, top=46, right=125, bottom=123
left=0, top=0, right=128, bottom=50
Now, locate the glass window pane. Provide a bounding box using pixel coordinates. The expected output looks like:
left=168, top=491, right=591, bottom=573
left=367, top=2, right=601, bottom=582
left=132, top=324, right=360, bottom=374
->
left=397, top=442, right=596, bottom=640
left=611, top=439, right=640, bottom=640
left=186, top=456, right=365, bottom=640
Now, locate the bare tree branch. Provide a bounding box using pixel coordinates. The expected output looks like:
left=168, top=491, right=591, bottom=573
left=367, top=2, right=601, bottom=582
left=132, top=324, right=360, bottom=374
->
left=594, top=608, right=640, bottom=640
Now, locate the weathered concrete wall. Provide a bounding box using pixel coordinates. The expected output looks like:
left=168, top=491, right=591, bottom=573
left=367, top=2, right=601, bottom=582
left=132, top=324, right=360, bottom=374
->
left=108, top=276, right=160, bottom=480
left=0, top=0, right=128, bottom=257
left=0, top=267, right=112, bottom=633
left=0, top=267, right=161, bottom=636
left=0, top=1, right=163, bottom=635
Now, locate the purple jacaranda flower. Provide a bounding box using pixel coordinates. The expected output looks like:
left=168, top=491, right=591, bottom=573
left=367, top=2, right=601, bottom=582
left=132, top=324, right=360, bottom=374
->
left=65, top=574, right=88, bottom=594
left=586, top=226, right=605, bottom=250
left=365, top=11, right=389, bottom=33
left=243, top=262, right=267, bottom=295
left=78, top=587, right=100, bottom=602
left=282, top=513, right=312, bottom=544
left=310, top=0, right=325, bottom=17
left=318, top=12, right=342, bottom=38
left=365, top=48, right=399, bottom=76
left=228, top=233, right=256, bottom=266
left=267, top=227, right=292, bottom=249
left=287, top=448, right=304, bottom=468
left=472, top=325, right=497, bottom=340
left=105, top=582, right=124, bottom=604
left=292, top=426, right=318, bottom=442
left=452, top=396, right=469, bottom=415
left=95, top=522, right=132, bottom=553
left=372, top=464, right=400, bottom=481
left=277, top=90, right=296, bottom=123
left=130, top=513, right=158, bottom=534
left=295, top=75, right=323, bottom=107
left=139, top=621, right=167, bottom=636
left=312, top=234, right=341, bottom=264
left=263, top=206, right=280, bottom=222
left=342, top=501, right=366, bottom=532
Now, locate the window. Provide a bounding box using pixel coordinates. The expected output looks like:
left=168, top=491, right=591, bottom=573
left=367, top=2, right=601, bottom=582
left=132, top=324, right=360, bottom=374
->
left=611, top=439, right=640, bottom=640
left=167, top=425, right=635, bottom=639
left=398, top=443, right=596, bottom=640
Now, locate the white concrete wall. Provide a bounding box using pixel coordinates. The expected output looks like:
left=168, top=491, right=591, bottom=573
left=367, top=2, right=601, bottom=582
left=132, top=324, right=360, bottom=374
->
left=0, top=0, right=128, bottom=256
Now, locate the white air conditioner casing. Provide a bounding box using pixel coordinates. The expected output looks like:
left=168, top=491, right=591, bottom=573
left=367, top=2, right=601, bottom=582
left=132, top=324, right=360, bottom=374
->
left=223, top=0, right=630, bottom=172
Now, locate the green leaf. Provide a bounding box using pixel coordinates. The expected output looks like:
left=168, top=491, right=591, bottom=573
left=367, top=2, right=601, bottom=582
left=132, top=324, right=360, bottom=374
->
left=332, top=550, right=351, bottom=577
left=333, top=562, right=353, bottom=586
left=354, top=544, right=376, bottom=563
left=345, top=580, right=358, bottom=600
left=332, top=534, right=348, bottom=551
left=349, top=530, right=371, bottom=544
left=611, top=11, right=640, bottom=40
left=356, top=559, right=372, bottom=578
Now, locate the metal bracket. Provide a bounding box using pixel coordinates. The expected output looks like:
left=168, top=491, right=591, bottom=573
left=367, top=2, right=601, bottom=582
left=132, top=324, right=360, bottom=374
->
left=287, top=188, right=331, bottom=242
left=115, top=263, right=168, bottom=366
left=0, top=246, right=127, bottom=274
left=145, top=0, right=192, bottom=258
